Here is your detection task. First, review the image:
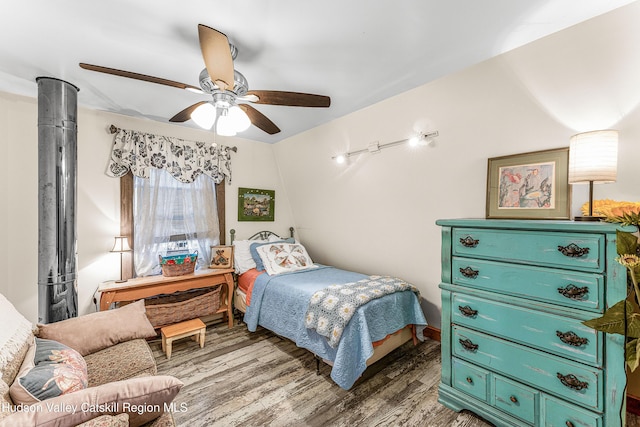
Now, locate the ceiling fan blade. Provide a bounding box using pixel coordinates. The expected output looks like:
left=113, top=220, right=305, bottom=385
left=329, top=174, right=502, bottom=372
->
left=239, top=104, right=281, bottom=135
left=79, top=63, right=203, bottom=93
left=198, top=24, right=234, bottom=92
left=169, top=101, right=208, bottom=123
left=245, top=90, right=331, bottom=107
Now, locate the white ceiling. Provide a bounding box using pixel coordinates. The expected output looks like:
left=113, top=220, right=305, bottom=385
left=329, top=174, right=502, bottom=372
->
left=0, top=0, right=635, bottom=143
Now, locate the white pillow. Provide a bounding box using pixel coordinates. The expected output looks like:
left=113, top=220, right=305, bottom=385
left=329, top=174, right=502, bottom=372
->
left=233, top=239, right=267, bottom=274
left=255, top=243, right=317, bottom=276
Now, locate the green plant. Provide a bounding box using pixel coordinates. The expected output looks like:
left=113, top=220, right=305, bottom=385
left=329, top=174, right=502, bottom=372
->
left=583, top=226, right=640, bottom=371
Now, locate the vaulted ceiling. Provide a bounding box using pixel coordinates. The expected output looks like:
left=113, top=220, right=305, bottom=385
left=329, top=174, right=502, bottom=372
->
left=0, top=0, right=635, bottom=143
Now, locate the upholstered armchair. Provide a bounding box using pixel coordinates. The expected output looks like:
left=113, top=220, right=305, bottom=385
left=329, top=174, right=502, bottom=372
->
left=0, top=294, right=182, bottom=427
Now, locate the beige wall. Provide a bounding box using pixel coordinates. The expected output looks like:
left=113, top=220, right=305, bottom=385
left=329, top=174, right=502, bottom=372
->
left=0, top=93, right=293, bottom=322
left=272, top=3, right=640, bottom=327
left=0, top=93, right=39, bottom=321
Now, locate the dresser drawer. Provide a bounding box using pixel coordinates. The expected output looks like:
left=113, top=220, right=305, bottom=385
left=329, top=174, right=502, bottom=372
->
left=542, top=395, right=602, bottom=427
left=452, top=326, right=602, bottom=411
left=452, top=257, right=604, bottom=313
left=452, top=228, right=604, bottom=272
left=493, top=376, right=537, bottom=424
left=452, top=358, right=489, bottom=402
left=452, top=293, right=601, bottom=366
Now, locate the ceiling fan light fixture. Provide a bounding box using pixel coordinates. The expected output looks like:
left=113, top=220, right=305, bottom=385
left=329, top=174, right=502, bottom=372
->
left=228, top=105, right=251, bottom=132
left=79, top=25, right=331, bottom=137
left=216, top=109, right=237, bottom=136
left=191, top=102, right=216, bottom=130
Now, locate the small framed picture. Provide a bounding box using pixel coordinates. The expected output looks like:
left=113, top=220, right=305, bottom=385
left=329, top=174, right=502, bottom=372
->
left=486, top=147, right=571, bottom=220
left=238, top=187, right=275, bottom=221
left=209, top=245, right=234, bottom=269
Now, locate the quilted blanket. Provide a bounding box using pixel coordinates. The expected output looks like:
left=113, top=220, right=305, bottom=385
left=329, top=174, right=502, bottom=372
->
left=243, top=265, right=427, bottom=389
left=304, top=275, right=419, bottom=348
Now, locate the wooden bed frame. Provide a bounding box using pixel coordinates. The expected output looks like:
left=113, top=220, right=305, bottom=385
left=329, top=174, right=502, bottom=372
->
left=229, top=228, right=415, bottom=374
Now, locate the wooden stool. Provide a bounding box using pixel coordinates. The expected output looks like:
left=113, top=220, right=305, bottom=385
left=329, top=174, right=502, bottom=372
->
left=161, top=318, right=206, bottom=359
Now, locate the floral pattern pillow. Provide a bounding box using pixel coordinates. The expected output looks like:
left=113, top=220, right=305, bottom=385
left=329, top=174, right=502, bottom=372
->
left=10, top=337, right=88, bottom=404
left=255, top=243, right=317, bottom=276
left=250, top=238, right=296, bottom=271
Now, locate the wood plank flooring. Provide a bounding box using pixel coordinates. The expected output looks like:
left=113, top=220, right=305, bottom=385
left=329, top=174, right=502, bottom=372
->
left=151, top=321, right=638, bottom=427
left=150, top=321, right=488, bottom=426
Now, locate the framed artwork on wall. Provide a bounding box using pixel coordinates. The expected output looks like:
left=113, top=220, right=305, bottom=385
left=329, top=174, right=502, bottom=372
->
left=238, top=187, right=275, bottom=221
left=486, top=147, right=571, bottom=219
left=209, top=245, right=234, bottom=269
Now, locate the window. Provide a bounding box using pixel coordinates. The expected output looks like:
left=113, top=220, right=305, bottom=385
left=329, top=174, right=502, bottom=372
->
left=133, top=168, right=220, bottom=276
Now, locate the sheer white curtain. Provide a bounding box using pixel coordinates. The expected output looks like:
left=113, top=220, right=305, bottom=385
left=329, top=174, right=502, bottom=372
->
left=133, top=168, right=220, bottom=276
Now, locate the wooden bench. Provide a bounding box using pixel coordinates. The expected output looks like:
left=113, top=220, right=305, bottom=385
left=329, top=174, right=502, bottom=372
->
left=160, top=318, right=206, bottom=359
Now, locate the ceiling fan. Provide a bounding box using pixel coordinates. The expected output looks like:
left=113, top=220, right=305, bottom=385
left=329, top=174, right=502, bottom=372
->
left=79, top=24, right=331, bottom=136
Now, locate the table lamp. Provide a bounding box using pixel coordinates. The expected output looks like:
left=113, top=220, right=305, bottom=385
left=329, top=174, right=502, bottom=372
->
left=110, top=236, right=132, bottom=283
left=568, top=130, right=618, bottom=221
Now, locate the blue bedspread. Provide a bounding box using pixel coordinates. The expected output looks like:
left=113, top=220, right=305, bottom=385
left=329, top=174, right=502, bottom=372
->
left=243, top=265, right=428, bottom=389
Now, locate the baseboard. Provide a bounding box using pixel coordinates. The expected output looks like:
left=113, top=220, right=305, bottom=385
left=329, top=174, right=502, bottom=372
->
left=628, top=394, right=640, bottom=415
left=423, top=325, right=441, bottom=342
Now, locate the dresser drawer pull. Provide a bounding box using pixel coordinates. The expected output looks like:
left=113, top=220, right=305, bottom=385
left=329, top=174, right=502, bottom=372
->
left=557, top=284, right=589, bottom=300
left=459, top=338, right=478, bottom=351
left=557, top=373, right=588, bottom=390
left=460, top=236, right=479, bottom=248
left=459, top=267, right=479, bottom=279
left=509, top=395, right=518, bottom=403
left=458, top=305, right=478, bottom=317
left=557, top=243, right=590, bottom=258
left=466, top=376, right=473, bottom=384
left=556, top=330, right=589, bottom=347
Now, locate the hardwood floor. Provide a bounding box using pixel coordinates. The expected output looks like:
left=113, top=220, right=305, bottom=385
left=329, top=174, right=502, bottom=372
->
left=151, top=321, right=638, bottom=426
left=151, top=320, right=489, bottom=426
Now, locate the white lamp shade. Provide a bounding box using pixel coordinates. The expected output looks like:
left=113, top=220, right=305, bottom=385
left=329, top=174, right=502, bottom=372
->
left=216, top=112, right=237, bottom=136
left=190, top=102, right=216, bottom=130
left=228, top=105, right=251, bottom=132
left=110, top=236, right=132, bottom=253
left=568, top=130, right=618, bottom=184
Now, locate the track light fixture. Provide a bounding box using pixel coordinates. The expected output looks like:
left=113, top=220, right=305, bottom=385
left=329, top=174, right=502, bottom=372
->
left=332, top=130, right=439, bottom=163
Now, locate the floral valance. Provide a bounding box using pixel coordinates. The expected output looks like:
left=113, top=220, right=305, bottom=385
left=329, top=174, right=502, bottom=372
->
left=106, top=128, right=233, bottom=184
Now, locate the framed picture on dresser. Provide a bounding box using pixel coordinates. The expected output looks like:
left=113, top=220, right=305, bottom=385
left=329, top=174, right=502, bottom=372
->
left=486, top=147, right=571, bottom=219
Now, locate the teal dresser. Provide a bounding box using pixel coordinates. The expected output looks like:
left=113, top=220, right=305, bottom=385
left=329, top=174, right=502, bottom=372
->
left=437, top=219, right=632, bottom=427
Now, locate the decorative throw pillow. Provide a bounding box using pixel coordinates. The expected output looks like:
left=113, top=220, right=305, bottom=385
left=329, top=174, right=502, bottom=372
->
left=256, top=243, right=317, bottom=276
left=4, top=375, right=183, bottom=427
left=250, top=238, right=295, bottom=271
left=37, top=299, right=157, bottom=356
left=10, top=337, right=88, bottom=404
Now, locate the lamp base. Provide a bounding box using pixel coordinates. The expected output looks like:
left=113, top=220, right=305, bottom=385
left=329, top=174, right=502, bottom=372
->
left=574, top=216, right=604, bottom=222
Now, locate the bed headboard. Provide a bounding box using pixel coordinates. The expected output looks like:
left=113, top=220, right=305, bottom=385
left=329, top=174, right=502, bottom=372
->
left=229, top=227, right=295, bottom=244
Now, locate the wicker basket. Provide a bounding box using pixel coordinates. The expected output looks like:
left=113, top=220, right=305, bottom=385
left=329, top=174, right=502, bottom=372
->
left=144, top=286, right=221, bottom=328
left=159, top=252, right=198, bottom=277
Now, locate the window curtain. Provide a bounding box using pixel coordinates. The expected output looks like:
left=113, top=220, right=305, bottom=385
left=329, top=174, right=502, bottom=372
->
left=107, top=128, right=232, bottom=184
left=105, top=127, right=230, bottom=277
left=133, top=169, right=219, bottom=276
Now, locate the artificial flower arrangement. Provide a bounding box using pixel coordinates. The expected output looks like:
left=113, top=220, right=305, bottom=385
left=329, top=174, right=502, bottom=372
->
left=581, top=200, right=640, bottom=371
left=581, top=199, right=640, bottom=225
